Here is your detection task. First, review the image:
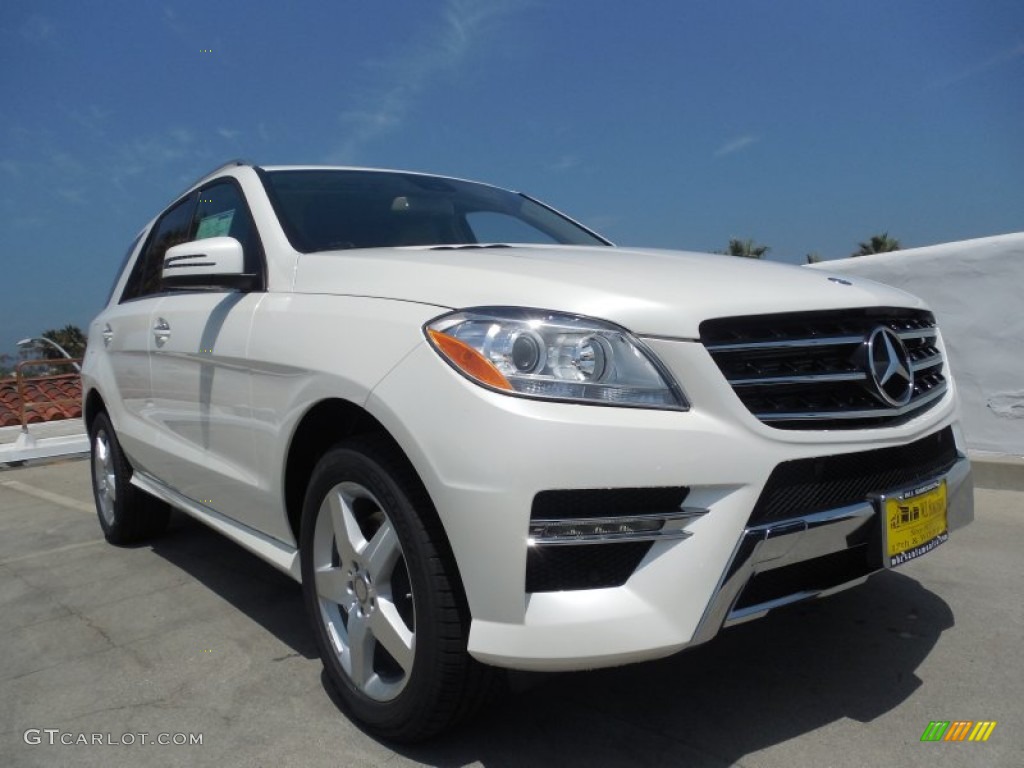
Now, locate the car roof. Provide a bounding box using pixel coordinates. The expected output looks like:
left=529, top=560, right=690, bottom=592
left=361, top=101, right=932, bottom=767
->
left=182, top=161, right=510, bottom=197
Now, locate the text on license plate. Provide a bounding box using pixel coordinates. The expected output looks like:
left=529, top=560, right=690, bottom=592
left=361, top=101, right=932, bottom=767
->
left=885, top=480, right=948, bottom=568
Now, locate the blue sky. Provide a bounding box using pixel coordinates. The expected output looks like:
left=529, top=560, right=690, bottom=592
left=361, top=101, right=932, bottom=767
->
left=1, top=0, right=1022, bottom=361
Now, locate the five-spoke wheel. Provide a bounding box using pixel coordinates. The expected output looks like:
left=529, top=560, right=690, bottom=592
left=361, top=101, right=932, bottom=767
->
left=300, top=436, right=496, bottom=741
left=88, top=412, right=169, bottom=544
left=312, top=480, right=416, bottom=702
left=92, top=426, right=118, bottom=528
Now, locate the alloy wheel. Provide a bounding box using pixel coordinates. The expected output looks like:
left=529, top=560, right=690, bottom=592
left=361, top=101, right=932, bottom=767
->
left=92, top=429, right=117, bottom=527
left=312, top=481, right=416, bottom=702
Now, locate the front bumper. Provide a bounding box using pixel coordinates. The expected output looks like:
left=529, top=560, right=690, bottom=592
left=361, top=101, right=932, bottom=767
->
left=368, top=341, right=972, bottom=672
left=691, top=454, right=973, bottom=645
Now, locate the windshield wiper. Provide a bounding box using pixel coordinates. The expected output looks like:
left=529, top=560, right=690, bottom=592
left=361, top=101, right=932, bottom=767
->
left=428, top=244, right=513, bottom=251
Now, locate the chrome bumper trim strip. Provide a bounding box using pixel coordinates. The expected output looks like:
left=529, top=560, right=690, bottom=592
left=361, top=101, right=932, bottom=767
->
left=527, top=507, right=707, bottom=546
left=689, top=455, right=973, bottom=646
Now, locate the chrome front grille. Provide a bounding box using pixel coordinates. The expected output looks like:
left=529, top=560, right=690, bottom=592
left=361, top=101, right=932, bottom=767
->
left=700, top=308, right=947, bottom=429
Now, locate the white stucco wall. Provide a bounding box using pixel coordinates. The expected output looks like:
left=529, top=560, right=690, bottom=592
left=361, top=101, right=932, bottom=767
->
left=808, top=233, right=1024, bottom=458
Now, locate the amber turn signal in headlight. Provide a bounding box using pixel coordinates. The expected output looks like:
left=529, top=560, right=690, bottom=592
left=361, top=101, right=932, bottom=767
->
left=426, top=308, right=687, bottom=410
left=427, top=329, right=513, bottom=391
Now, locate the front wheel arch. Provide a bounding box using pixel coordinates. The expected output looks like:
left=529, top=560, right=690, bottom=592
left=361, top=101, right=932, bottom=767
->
left=299, top=435, right=498, bottom=740
left=283, top=399, right=473, bottom=639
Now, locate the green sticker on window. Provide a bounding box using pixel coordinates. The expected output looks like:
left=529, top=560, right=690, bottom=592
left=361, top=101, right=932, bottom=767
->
left=196, top=209, right=235, bottom=239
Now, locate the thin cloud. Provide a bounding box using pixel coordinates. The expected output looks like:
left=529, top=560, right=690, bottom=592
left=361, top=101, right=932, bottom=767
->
left=9, top=215, right=46, bottom=230
left=69, top=105, right=111, bottom=139
left=549, top=154, right=581, bottom=172
left=161, top=5, right=187, bottom=37
left=328, top=0, right=529, bottom=162
left=584, top=214, right=621, bottom=235
left=338, top=108, right=401, bottom=132
left=57, top=187, right=87, bottom=205
left=714, top=134, right=759, bottom=158
left=161, top=4, right=220, bottom=56
left=50, top=152, right=86, bottom=175
left=929, top=42, right=1024, bottom=90
left=168, top=127, right=193, bottom=146
left=218, top=128, right=241, bottom=141
left=111, top=127, right=212, bottom=189
left=20, top=15, right=54, bottom=43
left=110, top=163, right=146, bottom=190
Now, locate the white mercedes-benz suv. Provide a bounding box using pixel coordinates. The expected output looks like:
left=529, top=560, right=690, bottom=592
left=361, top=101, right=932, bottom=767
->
left=83, top=161, right=973, bottom=740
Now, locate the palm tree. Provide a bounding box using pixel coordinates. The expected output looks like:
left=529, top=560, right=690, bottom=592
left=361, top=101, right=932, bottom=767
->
left=723, top=238, right=770, bottom=259
left=41, top=324, right=88, bottom=359
left=852, top=233, right=900, bottom=257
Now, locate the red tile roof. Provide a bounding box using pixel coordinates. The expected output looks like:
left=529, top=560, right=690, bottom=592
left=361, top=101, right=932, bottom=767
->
left=0, top=373, right=82, bottom=428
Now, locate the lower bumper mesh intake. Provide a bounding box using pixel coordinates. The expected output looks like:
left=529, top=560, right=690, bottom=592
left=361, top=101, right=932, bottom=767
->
left=526, top=542, right=653, bottom=593
left=750, top=426, right=958, bottom=526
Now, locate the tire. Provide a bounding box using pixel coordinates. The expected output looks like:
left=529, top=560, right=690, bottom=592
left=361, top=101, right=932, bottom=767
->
left=300, top=436, right=497, bottom=742
left=89, top=411, right=170, bottom=544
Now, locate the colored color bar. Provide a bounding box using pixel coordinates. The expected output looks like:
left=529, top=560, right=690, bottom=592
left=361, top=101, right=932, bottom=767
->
left=921, top=721, right=949, bottom=742
left=944, top=721, right=972, bottom=741
left=969, top=721, right=997, bottom=742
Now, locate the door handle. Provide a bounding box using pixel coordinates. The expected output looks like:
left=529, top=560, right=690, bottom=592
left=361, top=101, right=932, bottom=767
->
left=153, top=318, right=171, bottom=347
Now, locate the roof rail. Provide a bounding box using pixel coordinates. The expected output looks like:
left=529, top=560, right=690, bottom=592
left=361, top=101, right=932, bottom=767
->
left=176, top=159, right=249, bottom=197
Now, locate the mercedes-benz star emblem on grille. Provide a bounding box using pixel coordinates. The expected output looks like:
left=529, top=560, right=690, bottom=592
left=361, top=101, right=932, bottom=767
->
left=866, top=326, right=914, bottom=407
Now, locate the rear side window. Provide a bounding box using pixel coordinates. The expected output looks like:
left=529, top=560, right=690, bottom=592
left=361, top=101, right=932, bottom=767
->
left=106, top=233, right=143, bottom=305
left=121, top=195, right=195, bottom=301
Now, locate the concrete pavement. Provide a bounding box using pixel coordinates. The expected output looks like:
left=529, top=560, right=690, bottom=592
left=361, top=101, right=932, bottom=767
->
left=1, top=458, right=1021, bottom=767
left=0, top=419, right=89, bottom=465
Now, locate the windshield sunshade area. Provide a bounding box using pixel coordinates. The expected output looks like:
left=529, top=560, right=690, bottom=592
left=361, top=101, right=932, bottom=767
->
left=259, top=169, right=609, bottom=252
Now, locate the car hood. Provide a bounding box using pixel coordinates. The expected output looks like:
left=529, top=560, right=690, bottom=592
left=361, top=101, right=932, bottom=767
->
left=292, top=244, right=925, bottom=338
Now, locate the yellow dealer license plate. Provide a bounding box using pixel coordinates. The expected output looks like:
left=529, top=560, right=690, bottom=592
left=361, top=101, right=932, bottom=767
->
left=884, top=480, right=948, bottom=568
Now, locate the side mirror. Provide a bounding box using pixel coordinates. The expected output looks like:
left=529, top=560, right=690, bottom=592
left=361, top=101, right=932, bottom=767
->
left=162, top=237, right=255, bottom=290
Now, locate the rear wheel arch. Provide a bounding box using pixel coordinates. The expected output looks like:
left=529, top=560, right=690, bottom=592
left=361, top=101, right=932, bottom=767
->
left=84, top=388, right=107, bottom=431
left=88, top=410, right=170, bottom=544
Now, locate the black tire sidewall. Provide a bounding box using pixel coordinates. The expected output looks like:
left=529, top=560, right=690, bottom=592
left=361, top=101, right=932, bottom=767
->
left=299, top=441, right=456, bottom=738
left=88, top=412, right=169, bottom=544
left=89, top=412, right=130, bottom=542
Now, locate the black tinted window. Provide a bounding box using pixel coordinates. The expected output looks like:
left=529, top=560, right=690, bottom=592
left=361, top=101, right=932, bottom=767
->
left=121, top=195, right=195, bottom=301
left=107, top=233, right=143, bottom=305
left=261, top=170, right=608, bottom=253
left=120, top=179, right=264, bottom=301
left=466, top=211, right=559, bottom=244
left=191, top=180, right=262, bottom=275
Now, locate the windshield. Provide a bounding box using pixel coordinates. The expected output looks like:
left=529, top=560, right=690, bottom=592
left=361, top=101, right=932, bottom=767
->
left=259, top=169, right=610, bottom=252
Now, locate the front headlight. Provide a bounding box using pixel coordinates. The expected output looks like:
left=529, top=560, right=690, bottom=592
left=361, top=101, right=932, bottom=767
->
left=425, top=307, right=688, bottom=410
